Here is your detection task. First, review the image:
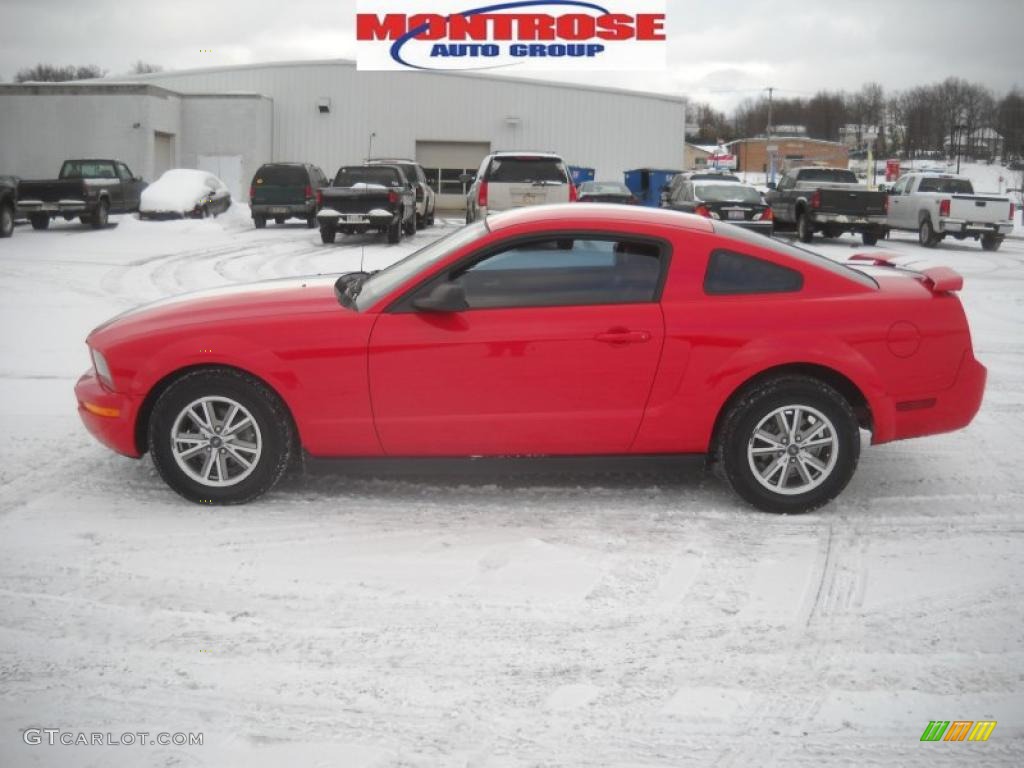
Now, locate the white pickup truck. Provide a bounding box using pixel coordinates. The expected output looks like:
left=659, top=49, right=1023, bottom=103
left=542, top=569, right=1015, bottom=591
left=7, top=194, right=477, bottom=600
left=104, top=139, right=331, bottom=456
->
left=885, top=172, right=1015, bottom=251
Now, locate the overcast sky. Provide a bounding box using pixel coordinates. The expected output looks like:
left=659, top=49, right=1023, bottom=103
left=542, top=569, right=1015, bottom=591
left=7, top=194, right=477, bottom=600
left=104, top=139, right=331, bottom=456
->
left=2, top=0, right=1021, bottom=110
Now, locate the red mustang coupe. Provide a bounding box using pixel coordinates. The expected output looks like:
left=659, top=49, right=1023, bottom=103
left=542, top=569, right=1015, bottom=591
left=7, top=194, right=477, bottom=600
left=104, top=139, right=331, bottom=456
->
left=75, top=205, right=986, bottom=512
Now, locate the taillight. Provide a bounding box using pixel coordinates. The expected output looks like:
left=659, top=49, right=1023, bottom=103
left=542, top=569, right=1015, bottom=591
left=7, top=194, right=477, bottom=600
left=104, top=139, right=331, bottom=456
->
left=249, top=185, right=255, bottom=201
left=694, top=205, right=712, bottom=218
left=316, top=189, right=323, bottom=207
left=387, top=189, right=399, bottom=204
left=939, top=199, right=950, bottom=217
left=761, top=206, right=773, bottom=221
left=1011, top=202, right=1016, bottom=220
left=304, top=184, right=312, bottom=199
left=810, top=191, right=821, bottom=209
left=478, top=180, right=488, bottom=208
left=569, top=183, right=578, bottom=202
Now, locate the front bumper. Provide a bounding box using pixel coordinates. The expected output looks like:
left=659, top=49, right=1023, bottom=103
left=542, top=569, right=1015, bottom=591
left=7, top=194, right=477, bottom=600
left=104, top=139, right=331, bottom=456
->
left=879, top=351, right=987, bottom=444
left=251, top=202, right=315, bottom=218
left=938, top=218, right=1012, bottom=236
left=75, top=371, right=143, bottom=458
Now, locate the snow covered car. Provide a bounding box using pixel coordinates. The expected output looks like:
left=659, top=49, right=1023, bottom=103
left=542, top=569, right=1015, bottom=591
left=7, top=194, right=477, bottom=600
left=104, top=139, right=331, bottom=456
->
left=139, top=169, right=231, bottom=220
left=75, top=205, right=986, bottom=512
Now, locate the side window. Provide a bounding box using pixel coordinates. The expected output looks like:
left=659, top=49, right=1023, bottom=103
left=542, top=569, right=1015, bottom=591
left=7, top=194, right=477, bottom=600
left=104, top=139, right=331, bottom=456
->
left=117, top=163, right=134, bottom=181
left=891, top=177, right=908, bottom=195
left=704, top=249, right=803, bottom=295
left=437, top=237, right=665, bottom=309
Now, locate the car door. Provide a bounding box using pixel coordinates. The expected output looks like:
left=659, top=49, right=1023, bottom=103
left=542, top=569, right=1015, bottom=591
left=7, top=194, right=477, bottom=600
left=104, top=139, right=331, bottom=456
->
left=367, top=234, right=668, bottom=456
left=887, top=176, right=910, bottom=228
left=114, top=162, right=136, bottom=211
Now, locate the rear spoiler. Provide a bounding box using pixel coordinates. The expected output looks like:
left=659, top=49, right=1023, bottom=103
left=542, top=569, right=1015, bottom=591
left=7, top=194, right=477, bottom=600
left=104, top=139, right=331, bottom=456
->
left=848, top=252, right=963, bottom=292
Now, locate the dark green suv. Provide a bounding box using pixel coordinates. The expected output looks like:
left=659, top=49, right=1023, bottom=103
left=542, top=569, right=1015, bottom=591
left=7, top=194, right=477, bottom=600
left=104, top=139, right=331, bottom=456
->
left=250, top=162, right=328, bottom=229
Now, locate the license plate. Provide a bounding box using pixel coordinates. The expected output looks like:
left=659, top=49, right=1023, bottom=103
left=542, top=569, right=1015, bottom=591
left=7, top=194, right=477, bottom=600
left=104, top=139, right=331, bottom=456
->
left=270, top=207, right=288, bottom=214
left=727, top=210, right=745, bottom=220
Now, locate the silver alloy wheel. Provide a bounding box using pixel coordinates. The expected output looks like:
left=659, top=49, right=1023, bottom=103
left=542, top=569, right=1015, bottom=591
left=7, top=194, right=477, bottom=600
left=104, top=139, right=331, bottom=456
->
left=170, top=396, right=262, bottom=487
left=747, top=404, right=839, bottom=496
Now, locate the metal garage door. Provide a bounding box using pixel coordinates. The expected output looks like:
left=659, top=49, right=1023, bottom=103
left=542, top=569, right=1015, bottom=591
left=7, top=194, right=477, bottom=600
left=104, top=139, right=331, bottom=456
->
left=154, top=132, right=175, bottom=179
left=415, top=141, right=490, bottom=211
left=197, top=154, right=243, bottom=201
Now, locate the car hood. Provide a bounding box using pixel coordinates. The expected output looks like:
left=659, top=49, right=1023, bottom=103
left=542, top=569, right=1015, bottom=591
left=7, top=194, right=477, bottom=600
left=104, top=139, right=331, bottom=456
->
left=89, top=274, right=347, bottom=344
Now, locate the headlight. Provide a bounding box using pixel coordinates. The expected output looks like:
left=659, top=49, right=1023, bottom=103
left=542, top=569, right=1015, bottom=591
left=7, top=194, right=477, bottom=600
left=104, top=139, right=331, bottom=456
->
left=91, top=348, right=114, bottom=388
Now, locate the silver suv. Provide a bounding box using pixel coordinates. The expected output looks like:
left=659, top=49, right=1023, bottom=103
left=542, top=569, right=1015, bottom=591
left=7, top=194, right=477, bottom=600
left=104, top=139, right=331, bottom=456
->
left=464, top=151, right=574, bottom=223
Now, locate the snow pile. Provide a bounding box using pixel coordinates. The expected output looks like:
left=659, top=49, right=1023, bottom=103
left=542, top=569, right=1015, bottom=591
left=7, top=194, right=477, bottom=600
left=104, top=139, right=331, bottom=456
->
left=342, top=182, right=389, bottom=191
left=140, top=169, right=226, bottom=214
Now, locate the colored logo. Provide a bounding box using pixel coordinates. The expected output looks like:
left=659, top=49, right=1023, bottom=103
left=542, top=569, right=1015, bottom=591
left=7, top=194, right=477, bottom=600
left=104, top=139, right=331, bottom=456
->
left=920, top=720, right=997, bottom=742
left=355, top=0, right=666, bottom=72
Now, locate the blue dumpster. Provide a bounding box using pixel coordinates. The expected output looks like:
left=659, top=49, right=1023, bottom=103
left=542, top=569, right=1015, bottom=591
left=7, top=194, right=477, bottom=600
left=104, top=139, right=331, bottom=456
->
left=568, top=166, right=596, bottom=185
left=624, top=168, right=681, bottom=207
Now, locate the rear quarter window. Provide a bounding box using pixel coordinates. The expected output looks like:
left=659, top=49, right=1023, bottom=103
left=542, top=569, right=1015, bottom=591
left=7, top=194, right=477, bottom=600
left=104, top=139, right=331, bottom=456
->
left=704, top=250, right=803, bottom=295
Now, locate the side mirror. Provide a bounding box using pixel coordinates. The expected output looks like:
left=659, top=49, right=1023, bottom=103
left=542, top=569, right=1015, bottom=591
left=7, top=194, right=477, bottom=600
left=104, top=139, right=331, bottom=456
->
left=459, top=173, right=473, bottom=184
left=412, top=281, right=469, bottom=313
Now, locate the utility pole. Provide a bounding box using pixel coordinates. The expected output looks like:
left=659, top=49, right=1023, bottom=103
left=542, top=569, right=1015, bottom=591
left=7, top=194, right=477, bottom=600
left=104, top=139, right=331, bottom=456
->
left=766, top=86, right=775, bottom=138
left=766, top=86, right=776, bottom=185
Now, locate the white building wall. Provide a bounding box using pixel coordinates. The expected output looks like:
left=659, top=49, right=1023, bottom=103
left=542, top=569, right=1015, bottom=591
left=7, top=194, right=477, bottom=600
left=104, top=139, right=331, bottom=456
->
left=180, top=95, right=273, bottom=198
left=140, top=60, right=685, bottom=180
left=0, top=86, right=182, bottom=182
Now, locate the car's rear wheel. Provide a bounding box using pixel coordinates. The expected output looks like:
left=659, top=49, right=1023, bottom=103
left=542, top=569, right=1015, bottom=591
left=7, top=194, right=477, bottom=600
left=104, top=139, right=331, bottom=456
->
left=148, top=369, right=294, bottom=504
left=320, top=224, right=336, bottom=244
left=275, top=217, right=285, bottom=225
left=919, top=217, right=939, bottom=248
left=30, top=213, right=50, bottom=230
left=0, top=202, right=13, bottom=238
left=306, top=215, right=317, bottom=229
left=92, top=200, right=109, bottom=229
left=403, top=210, right=416, bottom=236
left=253, top=216, right=266, bottom=229
left=861, top=231, right=879, bottom=246
left=387, top=214, right=402, bottom=244
left=719, top=375, right=860, bottom=513
left=797, top=211, right=814, bottom=242
left=981, top=233, right=1002, bottom=251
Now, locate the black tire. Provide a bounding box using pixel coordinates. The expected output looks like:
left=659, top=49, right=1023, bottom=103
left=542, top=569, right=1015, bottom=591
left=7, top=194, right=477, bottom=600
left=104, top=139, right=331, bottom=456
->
left=403, top=210, right=416, bottom=236
left=30, top=213, right=50, bottom=230
left=148, top=368, right=295, bottom=505
left=92, top=200, right=109, bottom=229
left=426, top=208, right=435, bottom=227
left=274, top=217, right=285, bottom=225
left=306, top=215, right=317, bottom=229
left=465, top=208, right=473, bottom=225
left=387, top=214, right=402, bottom=244
left=253, top=216, right=266, bottom=229
left=320, top=224, right=336, bottom=244
left=797, top=211, right=814, bottom=243
left=718, top=375, right=860, bottom=514
left=981, top=233, right=1002, bottom=252
left=861, top=231, right=879, bottom=246
left=919, top=217, right=939, bottom=248
left=0, top=202, right=13, bottom=238
left=823, top=226, right=840, bottom=239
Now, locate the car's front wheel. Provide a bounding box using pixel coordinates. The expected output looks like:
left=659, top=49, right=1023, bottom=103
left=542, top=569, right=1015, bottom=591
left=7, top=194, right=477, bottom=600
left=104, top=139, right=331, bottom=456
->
left=718, top=375, right=860, bottom=513
left=797, top=211, right=814, bottom=243
left=148, top=369, right=294, bottom=504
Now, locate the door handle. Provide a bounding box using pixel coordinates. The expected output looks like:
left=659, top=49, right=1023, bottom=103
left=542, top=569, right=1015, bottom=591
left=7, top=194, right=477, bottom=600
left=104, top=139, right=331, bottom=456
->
left=594, top=329, right=651, bottom=344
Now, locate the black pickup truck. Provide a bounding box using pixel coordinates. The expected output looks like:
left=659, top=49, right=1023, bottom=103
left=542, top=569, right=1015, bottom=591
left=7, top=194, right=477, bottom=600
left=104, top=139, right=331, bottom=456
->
left=766, top=167, right=887, bottom=245
left=17, top=159, right=146, bottom=230
left=316, top=165, right=417, bottom=245
left=0, top=175, right=15, bottom=238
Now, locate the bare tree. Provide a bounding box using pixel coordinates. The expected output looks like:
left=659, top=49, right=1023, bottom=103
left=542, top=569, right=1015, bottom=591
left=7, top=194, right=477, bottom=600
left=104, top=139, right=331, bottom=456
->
left=131, top=61, right=163, bottom=75
left=15, top=63, right=106, bottom=82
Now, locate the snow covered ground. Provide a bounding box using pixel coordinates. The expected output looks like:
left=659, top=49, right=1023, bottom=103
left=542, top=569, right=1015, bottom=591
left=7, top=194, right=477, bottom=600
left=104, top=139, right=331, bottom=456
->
left=1, top=205, right=1022, bottom=766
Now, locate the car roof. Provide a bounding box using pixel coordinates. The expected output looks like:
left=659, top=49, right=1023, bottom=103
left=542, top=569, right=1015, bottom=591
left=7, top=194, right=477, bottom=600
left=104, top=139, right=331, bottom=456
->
left=487, top=203, right=714, bottom=233
left=368, top=158, right=417, bottom=164
left=489, top=151, right=563, bottom=159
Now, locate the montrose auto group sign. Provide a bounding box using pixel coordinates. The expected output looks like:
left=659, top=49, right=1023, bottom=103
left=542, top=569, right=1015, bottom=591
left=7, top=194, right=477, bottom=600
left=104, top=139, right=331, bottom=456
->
left=355, top=0, right=666, bottom=71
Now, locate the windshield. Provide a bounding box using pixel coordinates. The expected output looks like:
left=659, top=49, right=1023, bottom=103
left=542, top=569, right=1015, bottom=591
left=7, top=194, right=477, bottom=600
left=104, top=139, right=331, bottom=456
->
left=796, top=169, right=858, bottom=183
left=60, top=160, right=117, bottom=179
left=918, top=177, right=974, bottom=194
left=355, top=221, right=489, bottom=310
left=580, top=182, right=631, bottom=195
left=487, top=157, right=566, bottom=183
left=696, top=184, right=762, bottom=204
left=334, top=167, right=402, bottom=187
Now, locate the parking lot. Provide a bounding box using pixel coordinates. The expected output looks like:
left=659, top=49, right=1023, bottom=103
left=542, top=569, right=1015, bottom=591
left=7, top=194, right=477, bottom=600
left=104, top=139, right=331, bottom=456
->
left=1, top=210, right=1022, bottom=766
